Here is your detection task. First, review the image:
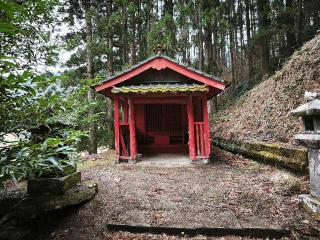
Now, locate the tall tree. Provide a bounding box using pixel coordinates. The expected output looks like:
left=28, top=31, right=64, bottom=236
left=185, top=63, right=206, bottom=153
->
left=107, top=0, right=113, bottom=73
left=245, top=0, right=254, bottom=79
left=257, top=0, right=271, bottom=75
left=85, top=7, right=97, bottom=154
left=285, top=0, right=296, bottom=55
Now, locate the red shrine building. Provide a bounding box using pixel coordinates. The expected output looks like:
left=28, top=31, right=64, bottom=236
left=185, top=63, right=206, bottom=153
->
left=94, top=55, right=225, bottom=163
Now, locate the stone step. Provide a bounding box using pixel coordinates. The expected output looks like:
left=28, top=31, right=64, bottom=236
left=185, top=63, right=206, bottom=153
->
left=107, top=223, right=290, bottom=239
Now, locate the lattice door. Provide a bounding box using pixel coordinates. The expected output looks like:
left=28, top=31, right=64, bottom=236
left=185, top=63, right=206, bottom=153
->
left=145, top=104, right=182, bottom=132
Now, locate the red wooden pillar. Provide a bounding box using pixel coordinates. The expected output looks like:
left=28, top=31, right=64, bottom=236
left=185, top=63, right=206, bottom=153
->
left=128, top=98, right=137, bottom=160
left=114, top=96, right=120, bottom=159
left=202, top=94, right=210, bottom=158
left=187, top=96, right=196, bottom=160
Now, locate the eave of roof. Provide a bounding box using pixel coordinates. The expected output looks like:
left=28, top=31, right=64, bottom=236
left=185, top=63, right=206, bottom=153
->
left=93, top=54, right=225, bottom=92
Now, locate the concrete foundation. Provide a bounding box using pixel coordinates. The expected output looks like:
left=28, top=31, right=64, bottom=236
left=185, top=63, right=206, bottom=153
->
left=136, top=153, right=191, bottom=167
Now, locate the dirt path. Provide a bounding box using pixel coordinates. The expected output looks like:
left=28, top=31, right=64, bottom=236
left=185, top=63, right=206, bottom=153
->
left=46, top=148, right=319, bottom=240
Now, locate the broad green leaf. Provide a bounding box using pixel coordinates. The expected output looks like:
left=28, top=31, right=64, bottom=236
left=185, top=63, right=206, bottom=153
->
left=44, top=138, right=61, bottom=147
left=46, top=157, right=63, bottom=171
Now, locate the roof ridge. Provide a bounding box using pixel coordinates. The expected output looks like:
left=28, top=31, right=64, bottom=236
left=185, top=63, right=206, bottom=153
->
left=95, top=55, right=224, bottom=87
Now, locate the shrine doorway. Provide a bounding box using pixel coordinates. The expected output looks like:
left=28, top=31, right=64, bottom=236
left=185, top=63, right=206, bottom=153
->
left=136, top=103, right=189, bottom=154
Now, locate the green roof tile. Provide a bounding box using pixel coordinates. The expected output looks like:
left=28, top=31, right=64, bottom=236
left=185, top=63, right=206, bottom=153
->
left=111, top=83, right=208, bottom=94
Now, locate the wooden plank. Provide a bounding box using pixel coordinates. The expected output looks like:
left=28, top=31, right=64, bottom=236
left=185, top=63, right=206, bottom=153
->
left=187, top=96, right=196, bottom=160
left=200, top=124, right=205, bottom=157
left=119, top=128, right=129, bottom=157
left=196, top=124, right=200, bottom=157
left=128, top=98, right=137, bottom=160
left=203, top=95, right=211, bottom=158
left=114, top=96, right=120, bottom=159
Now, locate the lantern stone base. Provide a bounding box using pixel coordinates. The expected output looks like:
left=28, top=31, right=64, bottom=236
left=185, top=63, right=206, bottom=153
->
left=300, top=194, right=320, bottom=214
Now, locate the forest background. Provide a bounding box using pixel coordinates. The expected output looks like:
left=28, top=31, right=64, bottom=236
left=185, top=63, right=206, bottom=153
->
left=1, top=0, right=319, bottom=185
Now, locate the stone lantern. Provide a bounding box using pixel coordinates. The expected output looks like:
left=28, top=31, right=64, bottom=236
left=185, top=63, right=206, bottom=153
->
left=291, top=91, right=320, bottom=212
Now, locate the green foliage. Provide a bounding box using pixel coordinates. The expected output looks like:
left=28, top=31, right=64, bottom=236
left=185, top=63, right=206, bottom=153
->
left=147, top=14, right=176, bottom=57
left=0, top=128, right=86, bottom=188
left=0, top=0, right=94, bottom=190
left=0, top=0, right=58, bottom=68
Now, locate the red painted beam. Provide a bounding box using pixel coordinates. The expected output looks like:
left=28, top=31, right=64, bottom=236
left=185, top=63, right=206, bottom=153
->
left=132, top=97, right=188, bottom=105
left=95, top=57, right=225, bottom=92
left=200, top=124, right=205, bottom=157
left=159, top=58, right=225, bottom=90
left=203, top=94, right=211, bottom=158
left=187, top=96, right=196, bottom=161
left=113, top=96, right=120, bottom=160
left=128, top=98, right=137, bottom=160
left=95, top=60, right=156, bottom=91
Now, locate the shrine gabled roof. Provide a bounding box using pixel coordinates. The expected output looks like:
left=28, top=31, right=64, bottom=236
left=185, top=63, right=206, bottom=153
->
left=93, top=54, right=225, bottom=92
left=111, top=83, right=208, bottom=94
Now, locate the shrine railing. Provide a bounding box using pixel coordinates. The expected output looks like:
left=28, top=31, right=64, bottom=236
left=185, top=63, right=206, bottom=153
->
left=194, top=122, right=205, bottom=158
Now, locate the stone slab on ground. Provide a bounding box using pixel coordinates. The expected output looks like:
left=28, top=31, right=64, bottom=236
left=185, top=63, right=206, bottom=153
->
left=0, top=182, right=98, bottom=240
left=14, top=180, right=97, bottom=218
left=107, top=223, right=290, bottom=238
left=109, top=205, right=287, bottom=238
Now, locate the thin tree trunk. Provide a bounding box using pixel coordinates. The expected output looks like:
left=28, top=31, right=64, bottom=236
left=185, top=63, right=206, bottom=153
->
left=122, top=14, right=129, bottom=64
left=245, top=0, right=253, bottom=79
left=229, top=30, right=236, bottom=90
left=257, top=0, right=271, bottom=75
left=85, top=9, right=97, bottom=154
left=285, top=0, right=296, bottom=56
left=297, top=0, right=304, bottom=45
left=250, top=0, right=256, bottom=35
left=227, top=0, right=236, bottom=90
left=198, top=2, right=204, bottom=70
left=131, top=25, right=136, bottom=64
left=204, top=28, right=213, bottom=73
left=220, top=32, right=226, bottom=67
left=107, top=0, right=113, bottom=74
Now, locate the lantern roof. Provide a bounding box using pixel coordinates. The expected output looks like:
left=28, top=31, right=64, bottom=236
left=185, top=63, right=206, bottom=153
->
left=291, top=99, right=320, bottom=116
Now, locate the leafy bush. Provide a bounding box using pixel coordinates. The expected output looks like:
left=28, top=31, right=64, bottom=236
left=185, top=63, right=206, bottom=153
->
left=0, top=128, right=87, bottom=189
